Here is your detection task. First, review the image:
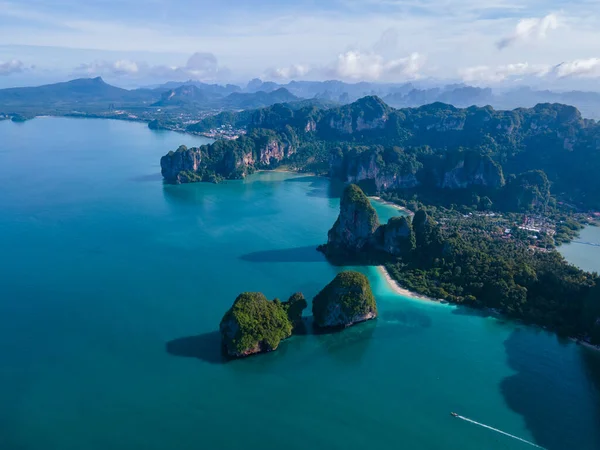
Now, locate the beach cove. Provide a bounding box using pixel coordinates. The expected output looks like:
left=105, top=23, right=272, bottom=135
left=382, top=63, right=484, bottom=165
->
left=0, top=117, right=599, bottom=450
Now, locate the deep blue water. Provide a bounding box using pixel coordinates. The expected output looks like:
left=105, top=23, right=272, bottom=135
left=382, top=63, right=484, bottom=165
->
left=0, top=117, right=599, bottom=450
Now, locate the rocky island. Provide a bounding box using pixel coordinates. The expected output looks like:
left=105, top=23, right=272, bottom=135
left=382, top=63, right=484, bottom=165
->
left=219, top=272, right=379, bottom=358
left=220, top=292, right=307, bottom=358
left=312, top=271, right=378, bottom=328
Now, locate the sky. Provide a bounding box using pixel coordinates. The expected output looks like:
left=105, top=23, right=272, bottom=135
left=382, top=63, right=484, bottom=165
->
left=1, top=0, right=600, bottom=89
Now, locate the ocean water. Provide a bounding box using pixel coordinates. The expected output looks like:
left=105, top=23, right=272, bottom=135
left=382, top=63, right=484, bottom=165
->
left=0, top=117, right=599, bottom=450
left=559, top=225, right=600, bottom=274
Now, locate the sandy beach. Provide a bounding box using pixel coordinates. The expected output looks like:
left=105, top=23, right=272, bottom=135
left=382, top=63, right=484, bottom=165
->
left=376, top=265, right=442, bottom=302
left=369, top=196, right=413, bottom=216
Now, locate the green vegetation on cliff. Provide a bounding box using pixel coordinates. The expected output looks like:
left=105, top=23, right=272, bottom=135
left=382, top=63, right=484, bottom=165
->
left=312, top=271, right=378, bottom=328
left=219, top=292, right=307, bottom=357
left=220, top=292, right=293, bottom=357
left=167, top=97, right=600, bottom=212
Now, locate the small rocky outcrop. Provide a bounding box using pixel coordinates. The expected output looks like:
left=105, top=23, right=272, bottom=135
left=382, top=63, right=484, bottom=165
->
left=220, top=292, right=307, bottom=358
left=160, top=145, right=202, bottom=184
left=325, top=184, right=380, bottom=254
left=312, top=271, right=378, bottom=328
left=282, top=292, right=308, bottom=327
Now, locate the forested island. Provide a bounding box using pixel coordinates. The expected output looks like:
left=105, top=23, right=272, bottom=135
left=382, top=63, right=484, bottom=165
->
left=220, top=272, right=378, bottom=358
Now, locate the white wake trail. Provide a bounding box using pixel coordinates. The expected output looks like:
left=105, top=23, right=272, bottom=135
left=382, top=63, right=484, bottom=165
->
left=457, top=415, right=545, bottom=449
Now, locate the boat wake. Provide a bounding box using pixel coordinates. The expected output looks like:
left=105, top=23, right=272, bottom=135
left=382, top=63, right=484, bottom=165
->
left=455, top=415, right=545, bottom=449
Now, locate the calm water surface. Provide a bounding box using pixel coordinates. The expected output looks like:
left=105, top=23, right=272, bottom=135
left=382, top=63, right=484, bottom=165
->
left=1, top=118, right=599, bottom=450
left=559, top=225, right=600, bottom=274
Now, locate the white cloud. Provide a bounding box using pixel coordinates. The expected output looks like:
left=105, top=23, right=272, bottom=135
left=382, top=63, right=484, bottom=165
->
left=73, top=52, right=229, bottom=82
left=555, top=58, right=600, bottom=78
left=265, top=64, right=310, bottom=80
left=460, top=57, right=600, bottom=83
left=460, top=62, right=551, bottom=83
left=263, top=42, right=424, bottom=82
left=497, top=13, right=559, bottom=49
left=329, top=51, right=424, bottom=81
left=0, top=59, right=26, bottom=75
left=75, top=59, right=139, bottom=76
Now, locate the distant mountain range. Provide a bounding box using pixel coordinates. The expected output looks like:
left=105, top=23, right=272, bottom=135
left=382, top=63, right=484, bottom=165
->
left=2, top=76, right=600, bottom=120
left=0, top=77, right=300, bottom=115
left=152, top=85, right=299, bottom=109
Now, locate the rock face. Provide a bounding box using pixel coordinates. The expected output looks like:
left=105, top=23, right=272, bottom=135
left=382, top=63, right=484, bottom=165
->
left=312, top=271, right=378, bottom=328
left=220, top=292, right=294, bottom=358
left=382, top=217, right=416, bottom=255
left=324, top=96, right=391, bottom=135
left=326, top=184, right=380, bottom=254
left=321, top=184, right=418, bottom=260
left=160, top=145, right=202, bottom=184
left=342, top=152, right=419, bottom=191
left=260, top=139, right=287, bottom=165
left=439, top=154, right=505, bottom=189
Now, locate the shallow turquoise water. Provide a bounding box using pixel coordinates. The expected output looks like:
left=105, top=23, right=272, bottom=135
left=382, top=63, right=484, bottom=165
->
left=0, top=118, right=599, bottom=450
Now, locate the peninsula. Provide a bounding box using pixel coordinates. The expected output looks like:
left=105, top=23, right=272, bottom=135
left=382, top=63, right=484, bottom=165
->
left=322, top=184, right=600, bottom=343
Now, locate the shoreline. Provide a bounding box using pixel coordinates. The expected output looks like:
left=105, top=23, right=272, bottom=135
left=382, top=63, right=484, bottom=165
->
left=378, top=265, right=600, bottom=354
left=369, top=196, right=413, bottom=216
left=376, top=265, right=443, bottom=303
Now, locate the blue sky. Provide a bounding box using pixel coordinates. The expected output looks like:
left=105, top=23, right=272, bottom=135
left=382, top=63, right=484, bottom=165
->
left=1, top=0, right=600, bottom=89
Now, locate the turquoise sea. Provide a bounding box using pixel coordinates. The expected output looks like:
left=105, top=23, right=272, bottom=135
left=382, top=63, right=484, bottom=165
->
left=0, top=117, right=599, bottom=450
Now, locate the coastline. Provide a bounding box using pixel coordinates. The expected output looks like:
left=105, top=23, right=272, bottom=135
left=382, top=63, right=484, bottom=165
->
left=376, top=265, right=442, bottom=303
left=369, top=196, right=413, bottom=216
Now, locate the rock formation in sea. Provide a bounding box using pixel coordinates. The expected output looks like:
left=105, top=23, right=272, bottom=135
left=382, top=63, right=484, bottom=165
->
left=319, top=183, right=417, bottom=261
left=220, top=292, right=306, bottom=358
left=312, top=271, right=378, bottom=328
left=326, top=184, right=380, bottom=254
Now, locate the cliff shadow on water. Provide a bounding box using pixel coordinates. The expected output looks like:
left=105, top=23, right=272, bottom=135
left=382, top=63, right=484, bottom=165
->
left=499, top=329, right=600, bottom=450
left=166, top=331, right=228, bottom=365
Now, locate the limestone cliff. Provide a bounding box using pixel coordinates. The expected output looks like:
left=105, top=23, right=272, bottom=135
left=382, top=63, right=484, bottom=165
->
left=320, top=184, right=417, bottom=261
left=381, top=216, right=416, bottom=255
left=312, top=271, right=378, bottom=328
left=323, top=96, right=391, bottom=135
left=325, top=184, right=380, bottom=255
left=161, top=133, right=296, bottom=184
left=259, top=139, right=295, bottom=165
left=439, top=154, right=505, bottom=189
left=331, top=150, right=419, bottom=191
left=160, top=145, right=202, bottom=184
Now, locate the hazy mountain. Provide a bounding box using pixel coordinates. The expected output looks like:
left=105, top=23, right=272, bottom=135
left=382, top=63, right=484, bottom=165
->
left=148, top=80, right=242, bottom=95
left=223, top=88, right=299, bottom=109
left=0, top=77, right=152, bottom=106
left=2, top=77, right=600, bottom=120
